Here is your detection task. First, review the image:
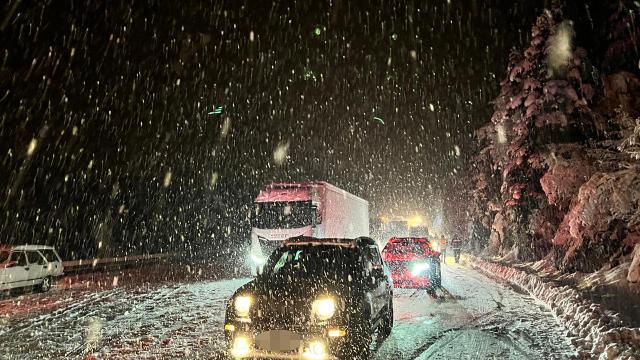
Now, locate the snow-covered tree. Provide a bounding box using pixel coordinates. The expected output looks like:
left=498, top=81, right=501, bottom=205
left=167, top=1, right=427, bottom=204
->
left=471, top=6, right=601, bottom=260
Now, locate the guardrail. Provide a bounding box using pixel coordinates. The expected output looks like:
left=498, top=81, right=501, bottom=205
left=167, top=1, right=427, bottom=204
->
left=62, top=253, right=175, bottom=274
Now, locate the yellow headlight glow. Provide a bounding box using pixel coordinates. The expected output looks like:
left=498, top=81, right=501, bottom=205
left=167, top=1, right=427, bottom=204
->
left=303, top=340, right=327, bottom=359
left=234, top=296, right=252, bottom=317
left=312, top=298, right=336, bottom=321
left=231, top=336, right=251, bottom=357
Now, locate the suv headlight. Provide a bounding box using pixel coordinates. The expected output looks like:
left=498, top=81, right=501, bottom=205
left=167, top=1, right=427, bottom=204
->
left=235, top=295, right=253, bottom=317
left=312, top=298, right=336, bottom=321
left=411, top=262, right=430, bottom=277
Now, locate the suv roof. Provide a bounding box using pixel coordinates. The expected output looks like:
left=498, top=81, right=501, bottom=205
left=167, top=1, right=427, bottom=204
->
left=0, top=245, right=56, bottom=251
left=283, top=236, right=376, bottom=248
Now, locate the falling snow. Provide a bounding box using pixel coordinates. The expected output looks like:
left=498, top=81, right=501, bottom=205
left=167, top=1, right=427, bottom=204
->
left=1, top=0, right=639, bottom=358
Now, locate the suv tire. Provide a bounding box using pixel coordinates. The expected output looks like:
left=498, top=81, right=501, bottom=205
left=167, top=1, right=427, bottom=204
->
left=379, top=299, right=393, bottom=338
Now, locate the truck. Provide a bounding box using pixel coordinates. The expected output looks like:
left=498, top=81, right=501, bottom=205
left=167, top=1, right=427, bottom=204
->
left=248, top=182, right=369, bottom=270
left=376, top=216, right=431, bottom=242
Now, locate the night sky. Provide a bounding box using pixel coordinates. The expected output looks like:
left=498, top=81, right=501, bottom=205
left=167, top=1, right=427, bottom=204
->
left=0, top=0, right=551, bottom=257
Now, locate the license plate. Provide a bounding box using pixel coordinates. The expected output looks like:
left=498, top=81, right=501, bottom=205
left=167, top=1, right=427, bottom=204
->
left=255, top=330, right=303, bottom=352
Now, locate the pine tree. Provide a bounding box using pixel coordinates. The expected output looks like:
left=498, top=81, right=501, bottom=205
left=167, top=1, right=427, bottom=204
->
left=472, top=7, right=600, bottom=260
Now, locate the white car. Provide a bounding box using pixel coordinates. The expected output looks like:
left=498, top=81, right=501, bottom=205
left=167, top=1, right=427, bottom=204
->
left=0, top=245, right=64, bottom=293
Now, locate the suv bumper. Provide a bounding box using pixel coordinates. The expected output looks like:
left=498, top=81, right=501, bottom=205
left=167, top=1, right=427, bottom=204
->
left=224, top=322, right=349, bottom=359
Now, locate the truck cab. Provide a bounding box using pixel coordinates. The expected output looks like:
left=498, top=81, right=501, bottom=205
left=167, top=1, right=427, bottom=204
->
left=248, top=182, right=369, bottom=271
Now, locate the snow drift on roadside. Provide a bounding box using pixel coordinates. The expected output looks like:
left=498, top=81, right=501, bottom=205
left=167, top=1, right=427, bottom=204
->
left=470, top=257, right=640, bottom=359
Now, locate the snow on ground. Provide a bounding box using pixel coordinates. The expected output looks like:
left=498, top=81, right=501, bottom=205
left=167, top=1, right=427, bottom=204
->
left=471, top=257, right=640, bottom=360
left=375, top=259, right=574, bottom=359
left=0, top=276, right=248, bottom=360
left=0, top=260, right=574, bottom=359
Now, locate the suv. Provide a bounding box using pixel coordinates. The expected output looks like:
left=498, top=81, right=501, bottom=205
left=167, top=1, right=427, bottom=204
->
left=224, top=236, right=393, bottom=360
left=0, top=245, right=64, bottom=293
left=381, top=237, right=441, bottom=289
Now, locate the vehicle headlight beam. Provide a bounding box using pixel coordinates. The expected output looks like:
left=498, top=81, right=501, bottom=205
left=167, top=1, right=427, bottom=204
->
left=234, top=296, right=252, bottom=317
left=312, top=298, right=336, bottom=321
left=411, top=262, right=431, bottom=277
left=231, top=335, right=251, bottom=358
left=303, top=340, right=327, bottom=359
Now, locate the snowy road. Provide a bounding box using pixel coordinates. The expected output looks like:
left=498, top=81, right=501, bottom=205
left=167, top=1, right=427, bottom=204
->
left=0, top=261, right=574, bottom=359
left=374, top=262, right=574, bottom=359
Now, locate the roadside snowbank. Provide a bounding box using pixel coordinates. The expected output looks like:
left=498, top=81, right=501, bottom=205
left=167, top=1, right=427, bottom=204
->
left=470, top=257, right=640, bottom=359
left=628, top=244, right=640, bottom=283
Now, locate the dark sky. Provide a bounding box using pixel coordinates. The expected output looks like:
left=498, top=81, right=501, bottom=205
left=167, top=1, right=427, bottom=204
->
left=0, top=0, right=553, bottom=255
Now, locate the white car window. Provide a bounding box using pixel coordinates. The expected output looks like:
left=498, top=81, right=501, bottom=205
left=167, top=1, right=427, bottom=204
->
left=27, top=251, right=47, bottom=266
left=10, top=252, right=28, bottom=267
left=0, top=250, right=9, bottom=263
left=41, top=249, right=61, bottom=263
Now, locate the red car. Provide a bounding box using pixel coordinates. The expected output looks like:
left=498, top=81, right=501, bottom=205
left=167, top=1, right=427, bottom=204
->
left=381, top=237, right=442, bottom=289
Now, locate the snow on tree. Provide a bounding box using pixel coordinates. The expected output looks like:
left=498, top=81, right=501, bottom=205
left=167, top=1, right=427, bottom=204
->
left=471, top=6, right=600, bottom=260
left=470, top=3, right=640, bottom=273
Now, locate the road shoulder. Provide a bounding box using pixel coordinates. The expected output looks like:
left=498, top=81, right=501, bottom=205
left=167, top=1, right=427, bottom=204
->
left=470, top=256, right=640, bottom=359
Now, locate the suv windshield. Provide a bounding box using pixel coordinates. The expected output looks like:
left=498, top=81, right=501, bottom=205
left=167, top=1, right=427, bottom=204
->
left=263, top=246, right=362, bottom=281
left=252, top=201, right=315, bottom=230
left=0, top=250, right=9, bottom=263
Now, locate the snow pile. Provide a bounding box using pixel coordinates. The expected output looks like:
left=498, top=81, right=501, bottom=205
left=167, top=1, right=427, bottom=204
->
left=470, top=257, right=640, bottom=359
left=552, top=167, right=640, bottom=272
left=577, top=262, right=631, bottom=291
left=618, top=117, right=640, bottom=160
left=539, top=145, right=594, bottom=211
left=628, top=244, right=640, bottom=283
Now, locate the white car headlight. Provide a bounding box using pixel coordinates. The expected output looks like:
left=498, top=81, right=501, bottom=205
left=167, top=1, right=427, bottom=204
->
left=411, top=262, right=430, bottom=277
left=235, top=296, right=252, bottom=317
left=312, top=298, right=336, bottom=321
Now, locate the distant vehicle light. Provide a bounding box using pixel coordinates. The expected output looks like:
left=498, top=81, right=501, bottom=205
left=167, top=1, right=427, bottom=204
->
left=407, top=215, right=423, bottom=228
left=224, top=324, right=235, bottom=332
left=231, top=336, right=251, bottom=357
left=312, top=298, right=336, bottom=321
left=411, top=262, right=430, bottom=277
left=303, top=340, right=327, bottom=359
left=235, top=296, right=252, bottom=317
left=327, top=328, right=346, bottom=337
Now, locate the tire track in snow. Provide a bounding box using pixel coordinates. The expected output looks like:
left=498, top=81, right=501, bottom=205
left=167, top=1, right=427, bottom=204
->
left=0, top=288, right=124, bottom=337
left=406, top=308, right=501, bottom=360
left=0, top=278, right=249, bottom=359
left=375, top=263, right=573, bottom=360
